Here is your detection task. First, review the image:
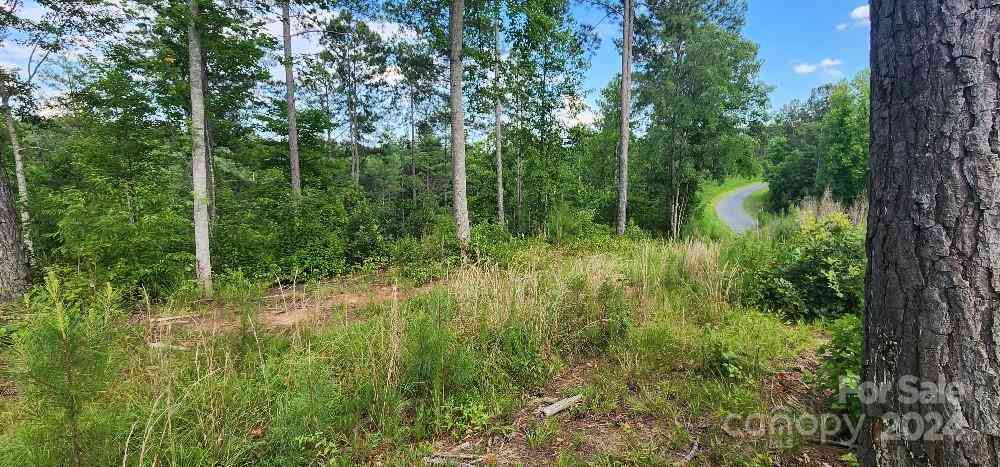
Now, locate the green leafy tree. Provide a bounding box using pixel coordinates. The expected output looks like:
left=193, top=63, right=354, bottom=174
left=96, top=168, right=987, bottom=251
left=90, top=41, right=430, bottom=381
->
left=634, top=0, right=767, bottom=237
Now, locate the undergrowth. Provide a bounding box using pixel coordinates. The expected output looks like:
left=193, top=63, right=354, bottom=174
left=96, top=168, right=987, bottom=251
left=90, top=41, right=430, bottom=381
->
left=0, top=233, right=834, bottom=465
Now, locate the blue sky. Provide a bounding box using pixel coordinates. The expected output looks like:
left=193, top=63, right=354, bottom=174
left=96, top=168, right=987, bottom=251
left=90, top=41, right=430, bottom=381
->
left=577, top=1, right=871, bottom=114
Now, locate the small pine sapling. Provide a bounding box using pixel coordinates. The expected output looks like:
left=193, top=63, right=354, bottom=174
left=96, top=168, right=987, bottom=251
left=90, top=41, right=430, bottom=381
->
left=12, top=272, right=121, bottom=467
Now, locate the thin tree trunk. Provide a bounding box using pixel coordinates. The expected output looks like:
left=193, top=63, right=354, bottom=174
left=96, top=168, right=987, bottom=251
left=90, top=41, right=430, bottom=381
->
left=2, top=99, right=32, bottom=253
left=188, top=0, right=213, bottom=298
left=515, top=146, right=524, bottom=233
left=615, top=0, right=633, bottom=236
left=861, top=1, right=1000, bottom=465
left=348, top=92, right=360, bottom=185
left=198, top=47, right=215, bottom=224
left=325, top=86, right=335, bottom=162
left=282, top=1, right=302, bottom=197
left=409, top=91, right=417, bottom=201
left=0, top=147, right=29, bottom=303
left=494, top=15, right=505, bottom=227
left=449, top=0, right=471, bottom=251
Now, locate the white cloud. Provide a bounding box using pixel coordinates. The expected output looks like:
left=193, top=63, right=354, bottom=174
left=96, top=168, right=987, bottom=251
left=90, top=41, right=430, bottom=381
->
left=368, top=20, right=417, bottom=42
left=850, top=5, right=870, bottom=22
left=836, top=4, right=870, bottom=30
left=793, top=63, right=818, bottom=75
left=557, top=95, right=596, bottom=128
left=793, top=58, right=844, bottom=78
left=820, top=58, right=842, bottom=68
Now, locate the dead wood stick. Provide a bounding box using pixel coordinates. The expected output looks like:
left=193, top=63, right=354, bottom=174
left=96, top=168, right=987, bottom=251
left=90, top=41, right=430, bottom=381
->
left=538, top=394, right=583, bottom=417
left=680, top=440, right=699, bottom=463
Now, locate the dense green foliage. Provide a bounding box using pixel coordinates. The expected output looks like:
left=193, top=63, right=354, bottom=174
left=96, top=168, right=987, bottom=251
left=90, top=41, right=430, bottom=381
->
left=5, top=273, right=122, bottom=466
left=0, top=0, right=768, bottom=300
left=817, top=313, right=862, bottom=418
left=730, top=212, right=865, bottom=320
left=763, top=71, right=870, bottom=211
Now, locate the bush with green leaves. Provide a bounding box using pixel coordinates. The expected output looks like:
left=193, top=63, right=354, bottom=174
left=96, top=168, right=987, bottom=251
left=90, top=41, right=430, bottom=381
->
left=737, top=212, right=865, bottom=320
left=817, top=314, right=862, bottom=418
left=214, top=185, right=386, bottom=283
left=544, top=202, right=611, bottom=245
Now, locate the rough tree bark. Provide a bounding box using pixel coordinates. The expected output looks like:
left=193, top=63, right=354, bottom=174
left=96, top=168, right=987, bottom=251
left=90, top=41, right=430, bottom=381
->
left=0, top=148, right=29, bottom=303
left=862, top=1, right=1000, bottom=465
left=494, top=15, right=505, bottom=228
left=1, top=95, right=32, bottom=253
left=615, top=0, right=632, bottom=236
left=449, top=0, right=471, bottom=251
left=282, top=1, right=302, bottom=197
left=188, top=0, right=213, bottom=298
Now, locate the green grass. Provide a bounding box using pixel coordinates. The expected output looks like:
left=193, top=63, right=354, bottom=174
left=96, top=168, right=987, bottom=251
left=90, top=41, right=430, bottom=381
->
left=742, top=185, right=769, bottom=225
left=0, top=236, right=826, bottom=466
left=691, top=177, right=762, bottom=240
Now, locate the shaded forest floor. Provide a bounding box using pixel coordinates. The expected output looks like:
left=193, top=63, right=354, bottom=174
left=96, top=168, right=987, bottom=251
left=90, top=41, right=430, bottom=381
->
left=2, top=238, right=856, bottom=466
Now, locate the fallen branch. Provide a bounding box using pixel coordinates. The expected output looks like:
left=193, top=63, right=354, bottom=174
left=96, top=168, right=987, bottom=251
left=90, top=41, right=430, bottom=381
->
left=150, top=315, right=195, bottom=323
left=538, top=394, right=583, bottom=417
left=680, top=440, right=699, bottom=463
left=528, top=396, right=559, bottom=406
left=149, top=342, right=189, bottom=352
left=428, top=452, right=479, bottom=460
left=422, top=456, right=474, bottom=466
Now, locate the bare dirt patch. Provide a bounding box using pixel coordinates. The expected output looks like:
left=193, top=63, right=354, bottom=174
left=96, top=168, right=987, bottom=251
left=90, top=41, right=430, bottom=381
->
left=145, top=280, right=439, bottom=341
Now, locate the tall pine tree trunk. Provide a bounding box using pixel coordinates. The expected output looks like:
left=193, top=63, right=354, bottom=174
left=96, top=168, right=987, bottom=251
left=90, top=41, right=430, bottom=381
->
left=862, top=1, right=1000, bottom=464
left=0, top=146, right=29, bottom=302
left=615, top=0, right=633, bottom=236
left=282, top=1, right=302, bottom=197
left=449, top=0, right=471, bottom=251
left=188, top=0, right=213, bottom=298
left=2, top=97, right=32, bottom=253
left=493, top=15, right=505, bottom=228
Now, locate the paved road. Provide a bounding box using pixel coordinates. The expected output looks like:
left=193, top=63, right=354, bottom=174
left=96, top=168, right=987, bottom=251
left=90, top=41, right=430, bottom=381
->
left=715, top=182, right=768, bottom=234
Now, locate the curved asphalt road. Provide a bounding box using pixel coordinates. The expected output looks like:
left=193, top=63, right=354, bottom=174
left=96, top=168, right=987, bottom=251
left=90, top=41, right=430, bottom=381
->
left=715, top=182, right=768, bottom=234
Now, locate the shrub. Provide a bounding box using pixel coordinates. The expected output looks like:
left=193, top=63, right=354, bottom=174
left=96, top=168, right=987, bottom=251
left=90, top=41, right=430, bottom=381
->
left=554, top=276, right=632, bottom=355
left=737, top=212, right=865, bottom=320
left=817, top=314, right=862, bottom=417
left=544, top=202, right=611, bottom=244
left=402, top=310, right=477, bottom=402
left=470, top=222, right=517, bottom=265
left=485, top=323, right=548, bottom=390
